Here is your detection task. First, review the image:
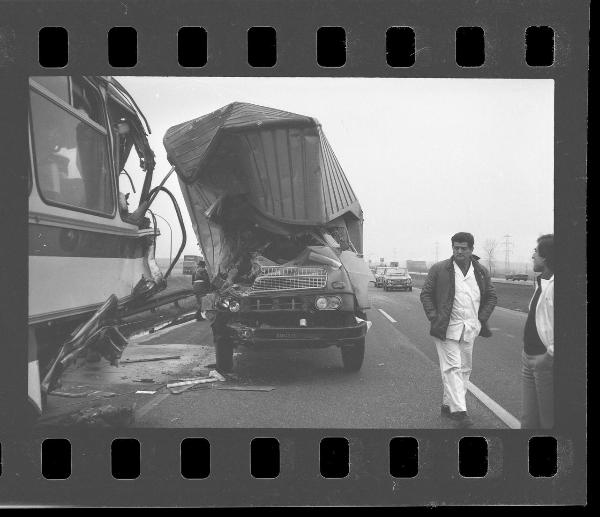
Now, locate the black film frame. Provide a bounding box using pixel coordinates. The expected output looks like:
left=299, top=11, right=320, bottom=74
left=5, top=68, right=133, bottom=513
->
left=0, top=0, right=588, bottom=507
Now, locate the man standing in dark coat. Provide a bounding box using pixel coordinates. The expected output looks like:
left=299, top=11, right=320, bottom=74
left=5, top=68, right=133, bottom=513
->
left=420, top=232, right=498, bottom=428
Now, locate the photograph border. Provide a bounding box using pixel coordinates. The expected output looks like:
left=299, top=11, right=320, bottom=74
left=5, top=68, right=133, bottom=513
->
left=0, top=0, right=588, bottom=506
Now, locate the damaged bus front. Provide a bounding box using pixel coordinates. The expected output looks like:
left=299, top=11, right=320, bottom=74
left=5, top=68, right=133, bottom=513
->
left=164, top=102, right=372, bottom=372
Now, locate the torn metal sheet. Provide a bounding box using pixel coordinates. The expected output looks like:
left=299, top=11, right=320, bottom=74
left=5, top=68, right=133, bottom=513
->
left=163, top=102, right=365, bottom=283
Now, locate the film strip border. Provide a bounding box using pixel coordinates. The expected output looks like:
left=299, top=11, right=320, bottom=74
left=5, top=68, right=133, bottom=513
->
left=37, top=25, right=556, bottom=69
left=0, top=0, right=582, bottom=76
left=0, top=0, right=588, bottom=507
left=0, top=431, right=579, bottom=505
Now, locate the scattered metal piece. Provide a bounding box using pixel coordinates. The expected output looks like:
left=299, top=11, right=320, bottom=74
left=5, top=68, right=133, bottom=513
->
left=133, top=378, right=156, bottom=383
left=121, top=355, right=181, bottom=364
left=166, top=377, right=218, bottom=388
left=378, top=363, right=385, bottom=366
left=135, top=390, right=157, bottom=394
left=209, top=370, right=226, bottom=382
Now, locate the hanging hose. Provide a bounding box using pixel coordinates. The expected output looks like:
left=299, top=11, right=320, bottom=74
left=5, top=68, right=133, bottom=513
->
left=147, top=185, right=187, bottom=279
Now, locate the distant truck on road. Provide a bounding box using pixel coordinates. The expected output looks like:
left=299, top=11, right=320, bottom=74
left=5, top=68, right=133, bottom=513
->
left=183, top=255, right=201, bottom=275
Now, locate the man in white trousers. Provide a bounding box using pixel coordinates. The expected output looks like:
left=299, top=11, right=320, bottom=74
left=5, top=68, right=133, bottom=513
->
left=420, top=232, right=498, bottom=428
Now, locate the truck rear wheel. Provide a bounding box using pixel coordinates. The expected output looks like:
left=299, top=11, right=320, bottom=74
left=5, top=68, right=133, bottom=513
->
left=215, top=337, right=234, bottom=373
left=341, top=339, right=365, bottom=372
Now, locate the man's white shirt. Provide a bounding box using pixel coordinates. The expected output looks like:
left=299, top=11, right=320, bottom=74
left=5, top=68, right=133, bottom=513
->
left=446, top=261, right=481, bottom=343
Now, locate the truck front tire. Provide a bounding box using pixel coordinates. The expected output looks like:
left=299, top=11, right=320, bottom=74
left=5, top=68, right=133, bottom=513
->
left=341, top=339, right=365, bottom=372
left=215, top=338, right=234, bottom=373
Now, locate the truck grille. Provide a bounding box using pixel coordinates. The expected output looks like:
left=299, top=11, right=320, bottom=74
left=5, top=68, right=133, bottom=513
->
left=246, top=296, right=308, bottom=311
left=251, top=266, right=327, bottom=292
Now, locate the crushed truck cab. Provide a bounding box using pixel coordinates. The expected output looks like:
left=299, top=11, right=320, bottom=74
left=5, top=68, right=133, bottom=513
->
left=163, top=102, right=372, bottom=372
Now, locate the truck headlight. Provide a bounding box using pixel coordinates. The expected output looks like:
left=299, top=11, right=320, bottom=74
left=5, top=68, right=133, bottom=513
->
left=328, top=296, right=342, bottom=309
left=315, top=297, right=329, bottom=310
left=229, top=301, right=240, bottom=312
left=315, top=296, right=342, bottom=310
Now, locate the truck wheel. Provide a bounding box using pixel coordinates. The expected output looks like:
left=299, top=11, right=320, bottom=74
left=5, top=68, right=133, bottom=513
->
left=215, top=338, right=234, bottom=373
left=341, top=339, right=365, bottom=372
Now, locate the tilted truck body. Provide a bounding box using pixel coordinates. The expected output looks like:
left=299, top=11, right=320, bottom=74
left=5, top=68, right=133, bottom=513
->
left=164, top=102, right=372, bottom=371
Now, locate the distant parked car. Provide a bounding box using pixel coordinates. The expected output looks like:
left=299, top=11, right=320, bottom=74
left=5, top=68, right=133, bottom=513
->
left=505, top=273, right=529, bottom=281
left=383, top=268, right=413, bottom=292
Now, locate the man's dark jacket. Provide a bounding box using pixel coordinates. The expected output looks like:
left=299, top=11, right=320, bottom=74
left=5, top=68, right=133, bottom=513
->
left=420, top=256, right=498, bottom=340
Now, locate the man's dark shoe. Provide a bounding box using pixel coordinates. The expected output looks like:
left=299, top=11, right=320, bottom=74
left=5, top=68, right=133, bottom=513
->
left=440, top=404, right=451, bottom=417
left=449, top=411, right=473, bottom=428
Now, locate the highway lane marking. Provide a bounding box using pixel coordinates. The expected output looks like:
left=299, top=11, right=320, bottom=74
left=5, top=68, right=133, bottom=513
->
left=495, top=306, right=527, bottom=317
left=374, top=302, right=521, bottom=429
left=378, top=309, right=397, bottom=323
left=467, top=381, right=521, bottom=429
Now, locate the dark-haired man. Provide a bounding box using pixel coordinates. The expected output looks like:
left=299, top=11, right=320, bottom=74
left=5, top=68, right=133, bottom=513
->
left=420, top=232, right=498, bottom=428
left=521, top=234, right=554, bottom=429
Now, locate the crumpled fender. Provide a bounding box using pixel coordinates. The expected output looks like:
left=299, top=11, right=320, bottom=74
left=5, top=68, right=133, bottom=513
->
left=339, top=250, right=372, bottom=310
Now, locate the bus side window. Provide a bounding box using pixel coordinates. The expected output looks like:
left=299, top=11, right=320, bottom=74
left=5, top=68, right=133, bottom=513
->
left=29, top=85, right=115, bottom=216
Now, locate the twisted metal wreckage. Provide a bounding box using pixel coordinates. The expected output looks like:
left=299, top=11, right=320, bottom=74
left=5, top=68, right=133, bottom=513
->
left=164, top=102, right=373, bottom=372
left=27, top=79, right=372, bottom=416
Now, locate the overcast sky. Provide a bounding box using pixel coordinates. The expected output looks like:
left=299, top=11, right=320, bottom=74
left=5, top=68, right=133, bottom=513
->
left=117, top=77, right=553, bottom=267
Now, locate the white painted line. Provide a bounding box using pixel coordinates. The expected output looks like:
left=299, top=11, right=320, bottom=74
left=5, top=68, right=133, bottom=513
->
left=495, top=306, right=527, bottom=317
left=378, top=308, right=397, bottom=323
left=467, top=381, right=521, bottom=429
left=135, top=393, right=170, bottom=419
left=130, top=318, right=197, bottom=343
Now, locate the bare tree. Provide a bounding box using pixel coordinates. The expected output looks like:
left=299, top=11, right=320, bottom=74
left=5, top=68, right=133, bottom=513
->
left=482, top=239, right=498, bottom=276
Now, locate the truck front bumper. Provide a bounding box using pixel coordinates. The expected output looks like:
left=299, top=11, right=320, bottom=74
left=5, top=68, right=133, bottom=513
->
left=225, top=320, right=368, bottom=348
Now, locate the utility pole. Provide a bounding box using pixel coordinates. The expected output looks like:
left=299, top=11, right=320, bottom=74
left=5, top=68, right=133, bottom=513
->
left=435, top=241, right=439, bottom=263
left=502, top=234, right=513, bottom=273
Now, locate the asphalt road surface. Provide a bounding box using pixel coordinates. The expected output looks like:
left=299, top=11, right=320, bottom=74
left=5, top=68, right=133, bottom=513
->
left=42, top=285, right=527, bottom=429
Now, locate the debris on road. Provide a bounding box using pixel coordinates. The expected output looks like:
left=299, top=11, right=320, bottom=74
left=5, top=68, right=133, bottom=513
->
left=167, top=377, right=218, bottom=389
left=378, top=363, right=385, bottom=366
left=216, top=386, right=275, bottom=392
left=169, top=384, right=196, bottom=395
left=133, top=378, right=156, bottom=383
left=136, top=390, right=157, bottom=394
left=60, top=404, right=135, bottom=427
left=209, top=370, right=226, bottom=382
left=121, top=355, right=181, bottom=364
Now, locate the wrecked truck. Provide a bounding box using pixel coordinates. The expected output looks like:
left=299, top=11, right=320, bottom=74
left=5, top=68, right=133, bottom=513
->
left=164, top=102, right=372, bottom=372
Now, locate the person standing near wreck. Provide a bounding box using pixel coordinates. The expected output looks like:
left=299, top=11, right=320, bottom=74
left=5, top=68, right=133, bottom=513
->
left=192, top=258, right=209, bottom=321
left=420, top=232, right=498, bottom=428
left=521, top=234, right=554, bottom=429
